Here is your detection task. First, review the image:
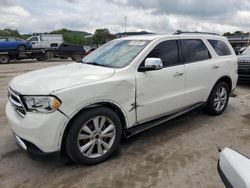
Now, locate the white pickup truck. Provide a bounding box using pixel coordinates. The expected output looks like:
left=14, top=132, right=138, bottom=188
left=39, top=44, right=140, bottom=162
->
left=27, top=34, right=63, bottom=49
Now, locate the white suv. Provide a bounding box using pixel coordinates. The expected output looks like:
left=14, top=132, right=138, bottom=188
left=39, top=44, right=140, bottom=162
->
left=6, top=32, right=238, bottom=164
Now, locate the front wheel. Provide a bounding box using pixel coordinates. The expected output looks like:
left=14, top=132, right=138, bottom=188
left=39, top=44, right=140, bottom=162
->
left=66, top=107, right=122, bottom=165
left=205, top=82, right=230, bottom=116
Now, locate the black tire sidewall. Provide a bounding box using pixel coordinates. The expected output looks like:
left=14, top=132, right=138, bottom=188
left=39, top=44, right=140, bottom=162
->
left=207, top=82, right=230, bottom=115
left=45, top=51, right=54, bottom=60
left=73, top=53, right=82, bottom=62
left=66, top=107, right=122, bottom=165
left=0, top=55, right=10, bottom=64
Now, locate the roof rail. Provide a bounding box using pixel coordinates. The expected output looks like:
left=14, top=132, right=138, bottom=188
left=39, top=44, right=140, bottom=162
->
left=174, top=30, right=220, bottom=36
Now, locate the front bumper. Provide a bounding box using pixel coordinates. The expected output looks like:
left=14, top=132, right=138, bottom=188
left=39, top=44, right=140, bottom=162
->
left=6, top=102, right=69, bottom=153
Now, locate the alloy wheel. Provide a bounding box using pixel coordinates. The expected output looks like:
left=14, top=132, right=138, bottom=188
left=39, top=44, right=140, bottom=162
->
left=77, top=116, right=116, bottom=158
left=214, top=86, right=228, bottom=112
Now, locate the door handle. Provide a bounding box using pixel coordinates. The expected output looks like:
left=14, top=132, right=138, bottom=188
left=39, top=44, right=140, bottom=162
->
left=212, top=65, right=220, bottom=69
left=173, top=72, right=184, bottom=77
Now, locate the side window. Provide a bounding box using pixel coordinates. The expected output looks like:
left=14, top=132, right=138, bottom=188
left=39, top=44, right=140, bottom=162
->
left=29, top=37, right=38, bottom=42
left=8, top=38, right=16, bottom=42
left=180, top=39, right=211, bottom=63
left=0, top=38, right=7, bottom=41
left=208, top=40, right=231, bottom=56
left=147, top=40, right=179, bottom=67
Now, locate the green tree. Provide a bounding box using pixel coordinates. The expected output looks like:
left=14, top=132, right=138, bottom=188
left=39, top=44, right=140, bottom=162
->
left=50, top=28, right=89, bottom=44
left=233, top=31, right=244, bottom=36
left=0, top=29, right=22, bottom=38
left=94, top=28, right=110, bottom=45
left=223, top=32, right=233, bottom=36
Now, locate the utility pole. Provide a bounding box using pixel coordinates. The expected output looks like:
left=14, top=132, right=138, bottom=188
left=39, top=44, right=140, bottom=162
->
left=124, top=16, right=127, bottom=36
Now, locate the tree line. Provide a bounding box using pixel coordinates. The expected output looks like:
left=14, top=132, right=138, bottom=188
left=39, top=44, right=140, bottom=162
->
left=1, top=28, right=250, bottom=45
left=0, top=28, right=116, bottom=46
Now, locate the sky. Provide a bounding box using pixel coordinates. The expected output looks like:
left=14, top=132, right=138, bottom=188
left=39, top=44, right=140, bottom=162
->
left=1, top=0, right=250, bottom=34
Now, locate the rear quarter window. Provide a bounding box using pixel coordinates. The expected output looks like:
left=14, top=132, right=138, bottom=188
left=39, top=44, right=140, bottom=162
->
left=180, top=39, right=211, bottom=63
left=208, top=40, right=231, bottom=56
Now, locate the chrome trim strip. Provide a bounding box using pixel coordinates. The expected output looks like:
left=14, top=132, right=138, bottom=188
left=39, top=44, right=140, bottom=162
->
left=8, top=87, right=26, bottom=117
left=15, top=135, right=27, bottom=150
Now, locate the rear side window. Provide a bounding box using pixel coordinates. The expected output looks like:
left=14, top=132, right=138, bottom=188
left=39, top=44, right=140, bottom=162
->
left=180, top=39, right=211, bottom=63
left=8, top=38, right=17, bottom=42
left=208, top=40, right=231, bottom=56
left=0, top=38, right=7, bottom=41
left=147, top=40, right=179, bottom=67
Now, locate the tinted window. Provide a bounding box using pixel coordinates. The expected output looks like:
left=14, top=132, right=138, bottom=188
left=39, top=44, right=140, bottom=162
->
left=147, top=40, right=179, bottom=67
left=180, top=39, right=211, bottom=63
left=208, top=40, right=231, bottom=56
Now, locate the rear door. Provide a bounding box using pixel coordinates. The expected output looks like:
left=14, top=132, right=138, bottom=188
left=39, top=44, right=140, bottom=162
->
left=180, top=38, right=218, bottom=106
left=136, top=39, right=185, bottom=123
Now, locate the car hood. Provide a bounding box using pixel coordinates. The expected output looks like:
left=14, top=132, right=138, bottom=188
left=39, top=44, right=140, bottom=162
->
left=237, top=55, right=250, bottom=61
left=9, top=63, right=115, bottom=95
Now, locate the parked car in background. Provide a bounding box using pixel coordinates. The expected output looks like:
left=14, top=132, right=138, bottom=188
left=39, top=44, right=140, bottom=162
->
left=237, top=45, right=250, bottom=81
left=6, top=32, right=238, bottom=165
left=0, top=37, right=32, bottom=51
left=27, top=34, right=63, bottom=49
left=86, top=47, right=96, bottom=55
left=38, top=43, right=85, bottom=62
left=238, top=47, right=247, bottom=55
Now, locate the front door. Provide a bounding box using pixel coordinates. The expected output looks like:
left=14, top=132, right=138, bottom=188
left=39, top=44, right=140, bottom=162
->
left=135, top=39, right=185, bottom=123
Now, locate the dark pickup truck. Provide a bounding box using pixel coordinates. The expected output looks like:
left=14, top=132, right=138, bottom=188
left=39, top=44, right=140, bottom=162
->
left=39, top=43, right=86, bottom=62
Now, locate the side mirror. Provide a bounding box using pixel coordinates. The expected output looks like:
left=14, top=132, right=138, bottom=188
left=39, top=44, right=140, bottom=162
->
left=138, top=58, right=163, bottom=72
left=218, top=148, right=250, bottom=188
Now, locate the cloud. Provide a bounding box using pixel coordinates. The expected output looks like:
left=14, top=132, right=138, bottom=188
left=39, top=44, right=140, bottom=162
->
left=0, top=0, right=250, bottom=34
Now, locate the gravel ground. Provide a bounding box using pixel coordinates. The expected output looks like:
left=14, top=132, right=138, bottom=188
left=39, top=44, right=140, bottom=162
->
left=0, top=60, right=250, bottom=188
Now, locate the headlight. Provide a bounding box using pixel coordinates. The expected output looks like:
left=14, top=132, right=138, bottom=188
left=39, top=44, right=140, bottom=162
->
left=22, top=96, right=61, bottom=113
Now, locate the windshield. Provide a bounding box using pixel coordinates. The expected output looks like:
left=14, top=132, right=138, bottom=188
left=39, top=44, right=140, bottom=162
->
left=82, top=39, right=150, bottom=68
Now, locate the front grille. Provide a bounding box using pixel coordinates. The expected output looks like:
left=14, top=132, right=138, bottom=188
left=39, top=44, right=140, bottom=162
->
left=8, top=88, right=26, bottom=117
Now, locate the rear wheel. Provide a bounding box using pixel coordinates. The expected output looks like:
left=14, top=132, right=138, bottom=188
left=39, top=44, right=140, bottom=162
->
left=66, top=107, right=122, bottom=165
left=17, top=45, right=26, bottom=51
left=45, top=51, right=54, bottom=61
left=72, top=53, right=83, bottom=62
left=0, top=55, right=10, bottom=64
left=205, top=82, right=229, bottom=115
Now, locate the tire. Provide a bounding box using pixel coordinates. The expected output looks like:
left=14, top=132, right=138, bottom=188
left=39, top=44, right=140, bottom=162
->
left=0, top=55, right=10, bottom=64
left=72, top=53, right=83, bottom=62
left=66, top=107, right=122, bottom=165
left=17, top=45, right=26, bottom=51
left=205, top=82, right=230, bottom=116
left=45, top=51, right=54, bottom=61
